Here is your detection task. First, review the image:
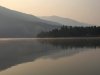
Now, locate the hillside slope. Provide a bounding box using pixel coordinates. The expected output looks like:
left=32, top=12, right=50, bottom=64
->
left=0, top=6, right=60, bottom=38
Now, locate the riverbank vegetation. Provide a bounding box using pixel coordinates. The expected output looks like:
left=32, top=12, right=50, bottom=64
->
left=37, top=26, right=100, bottom=38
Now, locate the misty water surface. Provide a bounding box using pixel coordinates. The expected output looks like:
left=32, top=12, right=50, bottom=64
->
left=0, top=38, right=99, bottom=75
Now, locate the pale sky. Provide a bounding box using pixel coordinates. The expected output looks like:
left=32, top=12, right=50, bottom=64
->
left=0, top=0, right=100, bottom=25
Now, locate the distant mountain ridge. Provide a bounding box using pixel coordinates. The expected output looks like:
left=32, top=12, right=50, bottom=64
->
left=0, top=6, right=97, bottom=38
left=40, top=16, right=94, bottom=26
left=0, top=6, right=60, bottom=38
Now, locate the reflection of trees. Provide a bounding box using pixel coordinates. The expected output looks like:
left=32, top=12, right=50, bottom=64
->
left=38, top=38, right=100, bottom=48
left=0, top=40, right=78, bottom=71
left=0, top=39, right=100, bottom=71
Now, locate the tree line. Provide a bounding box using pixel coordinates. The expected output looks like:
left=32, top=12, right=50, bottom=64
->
left=37, top=26, right=100, bottom=38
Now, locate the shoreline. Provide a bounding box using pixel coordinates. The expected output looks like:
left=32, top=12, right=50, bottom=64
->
left=0, top=37, right=100, bottom=40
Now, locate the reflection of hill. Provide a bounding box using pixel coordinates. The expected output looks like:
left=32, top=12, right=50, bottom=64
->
left=0, top=39, right=99, bottom=71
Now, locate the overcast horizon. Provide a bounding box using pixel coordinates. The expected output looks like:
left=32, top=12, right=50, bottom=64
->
left=0, top=0, right=100, bottom=25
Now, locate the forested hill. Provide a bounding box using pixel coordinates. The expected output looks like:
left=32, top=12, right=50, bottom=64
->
left=37, top=26, right=100, bottom=37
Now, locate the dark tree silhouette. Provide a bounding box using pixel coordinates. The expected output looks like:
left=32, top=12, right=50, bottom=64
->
left=37, top=26, right=100, bottom=38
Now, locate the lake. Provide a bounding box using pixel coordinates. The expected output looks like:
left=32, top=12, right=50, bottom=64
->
left=0, top=38, right=100, bottom=75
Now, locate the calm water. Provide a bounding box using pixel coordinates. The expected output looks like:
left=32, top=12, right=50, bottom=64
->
left=0, top=38, right=100, bottom=75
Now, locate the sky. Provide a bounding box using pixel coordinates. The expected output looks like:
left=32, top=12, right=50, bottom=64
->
left=0, top=0, right=100, bottom=25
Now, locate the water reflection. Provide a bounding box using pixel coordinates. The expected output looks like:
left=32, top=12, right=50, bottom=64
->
left=0, top=38, right=99, bottom=72
left=38, top=38, right=100, bottom=48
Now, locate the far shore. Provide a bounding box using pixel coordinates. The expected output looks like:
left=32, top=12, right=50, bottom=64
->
left=0, top=37, right=100, bottom=40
